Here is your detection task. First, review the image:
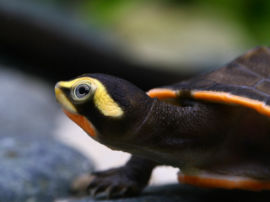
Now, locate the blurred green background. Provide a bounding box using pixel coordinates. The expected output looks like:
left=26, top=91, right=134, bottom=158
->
left=34, top=0, right=270, bottom=45
left=83, top=0, right=270, bottom=45
left=1, top=0, right=270, bottom=88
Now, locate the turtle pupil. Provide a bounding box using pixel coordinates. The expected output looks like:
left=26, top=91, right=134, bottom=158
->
left=79, top=87, right=87, bottom=94
left=76, top=84, right=90, bottom=98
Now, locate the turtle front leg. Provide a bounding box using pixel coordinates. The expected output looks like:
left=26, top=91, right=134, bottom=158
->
left=87, top=156, right=157, bottom=199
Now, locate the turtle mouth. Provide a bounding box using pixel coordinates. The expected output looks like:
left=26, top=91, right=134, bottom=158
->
left=55, top=82, right=98, bottom=138
left=55, top=82, right=77, bottom=114
left=62, top=108, right=97, bottom=138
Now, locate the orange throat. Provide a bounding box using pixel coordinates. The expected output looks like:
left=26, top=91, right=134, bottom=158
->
left=63, top=109, right=97, bottom=138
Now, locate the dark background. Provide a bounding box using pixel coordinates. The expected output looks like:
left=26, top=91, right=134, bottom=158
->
left=2, top=0, right=270, bottom=88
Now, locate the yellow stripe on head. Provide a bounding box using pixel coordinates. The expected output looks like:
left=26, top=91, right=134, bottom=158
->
left=55, top=85, right=77, bottom=113
left=56, top=77, right=124, bottom=118
left=92, top=78, right=124, bottom=117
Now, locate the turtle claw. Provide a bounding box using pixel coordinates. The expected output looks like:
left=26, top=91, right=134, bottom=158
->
left=87, top=167, right=143, bottom=199
left=104, top=186, right=115, bottom=198
left=87, top=180, right=97, bottom=191
left=90, top=185, right=104, bottom=197
left=119, top=187, right=128, bottom=194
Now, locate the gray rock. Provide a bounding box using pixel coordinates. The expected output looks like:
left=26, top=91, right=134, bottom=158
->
left=0, top=67, right=59, bottom=137
left=0, top=135, right=94, bottom=202
left=59, top=183, right=270, bottom=202
left=0, top=67, right=95, bottom=201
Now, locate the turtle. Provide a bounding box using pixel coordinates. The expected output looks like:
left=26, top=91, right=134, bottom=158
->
left=55, top=46, right=270, bottom=198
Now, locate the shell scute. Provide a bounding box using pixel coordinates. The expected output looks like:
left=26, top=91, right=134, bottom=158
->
left=149, top=47, right=270, bottom=117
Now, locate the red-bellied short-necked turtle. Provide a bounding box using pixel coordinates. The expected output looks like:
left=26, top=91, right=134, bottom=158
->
left=55, top=47, right=270, bottom=198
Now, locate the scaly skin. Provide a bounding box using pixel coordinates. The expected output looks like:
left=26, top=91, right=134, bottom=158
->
left=87, top=156, right=157, bottom=198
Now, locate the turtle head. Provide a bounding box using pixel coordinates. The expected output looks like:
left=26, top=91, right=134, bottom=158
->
left=55, top=73, right=153, bottom=147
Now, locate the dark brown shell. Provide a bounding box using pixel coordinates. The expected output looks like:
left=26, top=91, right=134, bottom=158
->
left=148, top=47, right=270, bottom=117
left=169, top=47, right=270, bottom=103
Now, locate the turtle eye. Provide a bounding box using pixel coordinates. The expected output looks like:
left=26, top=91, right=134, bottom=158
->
left=74, top=84, right=91, bottom=99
